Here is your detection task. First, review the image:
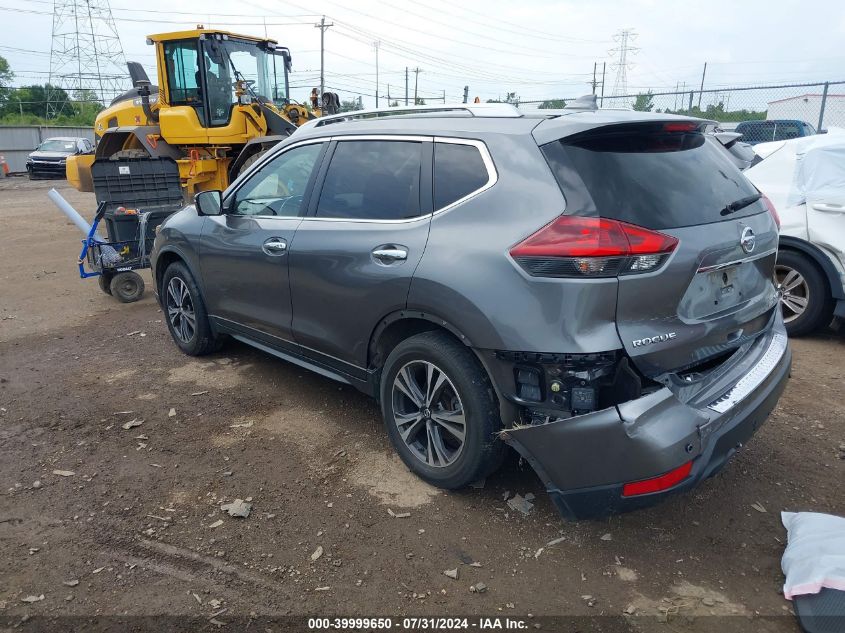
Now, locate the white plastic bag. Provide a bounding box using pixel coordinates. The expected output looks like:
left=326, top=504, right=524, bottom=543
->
left=781, top=511, right=845, bottom=600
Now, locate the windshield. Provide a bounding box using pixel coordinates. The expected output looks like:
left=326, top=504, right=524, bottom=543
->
left=38, top=139, right=76, bottom=152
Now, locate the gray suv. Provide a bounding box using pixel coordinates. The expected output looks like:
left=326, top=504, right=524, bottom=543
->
left=152, top=100, right=792, bottom=519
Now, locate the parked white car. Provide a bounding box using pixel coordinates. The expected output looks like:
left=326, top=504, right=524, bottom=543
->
left=745, top=131, right=845, bottom=335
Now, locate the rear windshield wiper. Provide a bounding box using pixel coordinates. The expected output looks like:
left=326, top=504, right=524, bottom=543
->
left=721, top=193, right=762, bottom=216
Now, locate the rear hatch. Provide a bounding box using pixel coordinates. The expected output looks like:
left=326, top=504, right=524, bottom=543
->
left=540, top=121, right=780, bottom=379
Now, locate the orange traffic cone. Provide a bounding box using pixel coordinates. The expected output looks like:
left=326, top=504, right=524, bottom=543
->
left=0, top=155, right=8, bottom=178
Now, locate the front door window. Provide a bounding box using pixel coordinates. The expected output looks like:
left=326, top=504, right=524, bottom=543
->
left=231, top=143, right=325, bottom=216
left=163, top=40, right=203, bottom=123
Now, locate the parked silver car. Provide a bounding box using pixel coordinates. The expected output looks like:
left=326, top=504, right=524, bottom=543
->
left=152, top=100, right=791, bottom=519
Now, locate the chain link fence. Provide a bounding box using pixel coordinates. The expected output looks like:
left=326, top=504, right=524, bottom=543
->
left=519, top=81, right=845, bottom=134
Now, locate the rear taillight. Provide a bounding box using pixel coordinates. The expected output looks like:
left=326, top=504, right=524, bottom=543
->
left=762, top=193, right=780, bottom=230
left=509, top=216, right=679, bottom=278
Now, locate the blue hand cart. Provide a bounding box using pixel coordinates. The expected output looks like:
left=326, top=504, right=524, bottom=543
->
left=77, top=157, right=184, bottom=302
left=78, top=202, right=156, bottom=302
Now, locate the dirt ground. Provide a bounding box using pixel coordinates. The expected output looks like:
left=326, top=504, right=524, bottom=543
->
left=0, top=177, right=843, bottom=632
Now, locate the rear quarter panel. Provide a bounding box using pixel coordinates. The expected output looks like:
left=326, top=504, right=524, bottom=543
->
left=408, top=133, right=623, bottom=354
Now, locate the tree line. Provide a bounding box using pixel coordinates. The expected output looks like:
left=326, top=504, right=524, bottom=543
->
left=0, top=56, right=104, bottom=125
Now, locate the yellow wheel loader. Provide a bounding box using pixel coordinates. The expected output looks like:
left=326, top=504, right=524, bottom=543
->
left=66, top=29, right=339, bottom=199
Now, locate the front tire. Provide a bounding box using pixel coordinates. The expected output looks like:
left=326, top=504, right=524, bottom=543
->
left=775, top=250, right=833, bottom=336
left=380, top=331, right=506, bottom=489
left=161, top=262, right=222, bottom=356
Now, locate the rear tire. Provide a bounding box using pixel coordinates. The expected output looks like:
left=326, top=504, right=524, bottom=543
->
left=775, top=250, right=833, bottom=336
left=110, top=271, right=144, bottom=303
left=379, top=331, right=506, bottom=489
left=162, top=262, right=222, bottom=356
left=98, top=273, right=113, bottom=296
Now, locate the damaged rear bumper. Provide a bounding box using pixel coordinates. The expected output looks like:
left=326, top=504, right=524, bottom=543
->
left=500, top=323, right=792, bottom=520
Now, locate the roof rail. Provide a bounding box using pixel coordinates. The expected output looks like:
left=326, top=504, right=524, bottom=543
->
left=300, top=102, right=522, bottom=130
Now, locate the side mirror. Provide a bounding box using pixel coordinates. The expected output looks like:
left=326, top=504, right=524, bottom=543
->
left=195, top=190, right=223, bottom=216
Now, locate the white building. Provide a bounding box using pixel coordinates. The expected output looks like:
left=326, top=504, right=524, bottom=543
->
left=767, top=93, right=845, bottom=129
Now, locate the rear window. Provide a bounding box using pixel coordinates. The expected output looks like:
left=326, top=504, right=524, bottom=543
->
left=541, top=124, right=762, bottom=229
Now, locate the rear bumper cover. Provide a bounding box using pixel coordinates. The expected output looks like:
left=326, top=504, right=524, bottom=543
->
left=500, top=320, right=792, bottom=520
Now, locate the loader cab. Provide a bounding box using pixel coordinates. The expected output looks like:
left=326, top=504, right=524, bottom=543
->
left=153, top=30, right=292, bottom=142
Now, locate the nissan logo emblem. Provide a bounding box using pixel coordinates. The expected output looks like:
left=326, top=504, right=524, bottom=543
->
left=740, top=227, right=756, bottom=254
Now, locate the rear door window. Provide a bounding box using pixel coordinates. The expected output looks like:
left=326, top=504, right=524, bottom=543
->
left=541, top=123, right=762, bottom=230
left=433, top=142, right=490, bottom=210
left=315, top=140, right=423, bottom=220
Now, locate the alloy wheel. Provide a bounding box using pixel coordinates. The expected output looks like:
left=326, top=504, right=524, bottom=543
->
left=392, top=361, right=466, bottom=468
left=166, top=277, right=196, bottom=343
left=774, top=264, right=810, bottom=324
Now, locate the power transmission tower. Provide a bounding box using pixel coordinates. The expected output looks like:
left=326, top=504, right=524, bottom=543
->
left=315, top=15, right=333, bottom=103
left=47, top=0, right=128, bottom=118
left=608, top=29, right=638, bottom=98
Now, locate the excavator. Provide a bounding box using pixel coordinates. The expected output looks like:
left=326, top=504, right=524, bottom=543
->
left=66, top=28, right=339, bottom=199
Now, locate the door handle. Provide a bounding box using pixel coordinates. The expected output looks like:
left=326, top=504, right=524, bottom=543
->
left=372, top=246, right=408, bottom=263
left=262, top=237, right=287, bottom=256
left=811, top=202, right=845, bottom=214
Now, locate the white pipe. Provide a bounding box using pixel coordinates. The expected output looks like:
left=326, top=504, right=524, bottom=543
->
left=47, top=188, right=94, bottom=236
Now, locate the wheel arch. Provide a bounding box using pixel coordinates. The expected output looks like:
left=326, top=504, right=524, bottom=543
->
left=779, top=236, right=844, bottom=301
left=154, top=246, right=203, bottom=305
left=95, top=126, right=181, bottom=160
left=367, top=310, right=519, bottom=423
left=367, top=310, right=474, bottom=371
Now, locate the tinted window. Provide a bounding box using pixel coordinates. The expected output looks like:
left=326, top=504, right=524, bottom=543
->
left=316, top=141, right=422, bottom=220
left=434, top=142, right=489, bottom=209
left=163, top=40, right=200, bottom=106
left=542, top=124, right=761, bottom=230
left=736, top=122, right=774, bottom=144
left=232, top=143, right=323, bottom=216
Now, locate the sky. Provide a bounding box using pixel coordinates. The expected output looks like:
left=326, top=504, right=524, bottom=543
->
left=2, top=0, right=845, bottom=110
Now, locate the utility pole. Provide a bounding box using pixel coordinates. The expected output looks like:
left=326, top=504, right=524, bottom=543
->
left=697, top=62, right=707, bottom=109
left=405, top=67, right=409, bottom=106
left=413, top=67, right=421, bottom=105
left=314, top=15, right=333, bottom=105
left=442, top=89, right=446, bottom=104
left=599, top=62, right=606, bottom=106
left=373, top=40, right=380, bottom=107
left=463, top=85, right=469, bottom=104
left=591, top=62, right=597, bottom=94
